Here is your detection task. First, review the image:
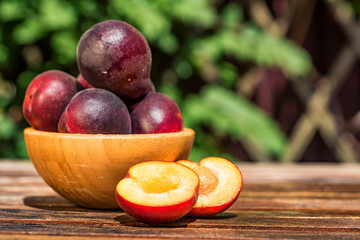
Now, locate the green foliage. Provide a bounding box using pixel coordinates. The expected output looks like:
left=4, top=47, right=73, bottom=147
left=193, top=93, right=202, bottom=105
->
left=107, top=0, right=216, bottom=54
left=183, top=85, right=287, bottom=161
left=0, top=0, right=31, bottom=22
left=11, top=0, right=77, bottom=44
left=0, top=0, right=313, bottom=160
left=0, top=111, right=16, bottom=140
left=349, top=0, right=360, bottom=16
left=191, top=24, right=311, bottom=77
left=51, top=31, right=78, bottom=65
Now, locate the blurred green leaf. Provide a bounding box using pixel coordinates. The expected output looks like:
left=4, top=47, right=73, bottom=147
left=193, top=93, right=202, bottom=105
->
left=0, top=0, right=29, bottom=21
left=13, top=17, right=46, bottom=44
left=78, top=0, right=101, bottom=18
left=16, top=71, right=37, bottom=92
left=183, top=85, right=287, bottom=157
left=218, top=62, right=238, bottom=87
left=192, top=25, right=312, bottom=77
left=39, top=0, right=77, bottom=31
left=0, top=44, right=9, bottom=66
left=0, top=78, right=16, bottom=107
left=188, top=129, right=238, bottom=162
left=12, top=0, right=77, bottom=45
left=349, top=0, right=360, bottom=15
left=0, top=111, right=16, bottom=140
left=109, top=0, right=170, bottom=43
left=175, top=59, right=193, bottom=79
left=15, top=131, right=28, bottom=159
left=157, top=33, right=179, bottom=54
left=51, top=31, right=78, bottom=65
left=237, top=26, right=312, bottom=75
left=160, top=0, right=216, bottom=28
left=221, top=3, right=243, bottom=29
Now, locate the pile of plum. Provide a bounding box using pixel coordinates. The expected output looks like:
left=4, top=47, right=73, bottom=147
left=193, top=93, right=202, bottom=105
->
left=23, top=20, right=183, bottom=134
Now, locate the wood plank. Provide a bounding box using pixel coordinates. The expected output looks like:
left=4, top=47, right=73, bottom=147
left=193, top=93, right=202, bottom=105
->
left=1, top=208, right=360, bottom=229
left=2, top=161, right=360, bottom=182
left=1, top=161, right=360, bottom=211
left=1, top=231, right=360, bottom=240
left=238, top=163, right=360, bottom=183
left=0, top=209, right=360, bottom=239
left=4, top=180, right=360, bottom=197
left=235, top=198, right=360, bottom=211
left=1, top=161, right=360, bottom=239
left=0, top=228, right=359, bottom=240
left=2, top=192, right=360, bottom=212
left=4, top=162, right=360, bottom=190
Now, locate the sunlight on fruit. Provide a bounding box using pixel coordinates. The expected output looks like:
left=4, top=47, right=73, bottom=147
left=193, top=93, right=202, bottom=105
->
left=137, top=175, right=180, bottom=194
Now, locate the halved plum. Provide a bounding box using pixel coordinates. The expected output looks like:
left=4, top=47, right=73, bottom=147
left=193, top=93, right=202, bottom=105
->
left=116, top=161, right=199, bottom=223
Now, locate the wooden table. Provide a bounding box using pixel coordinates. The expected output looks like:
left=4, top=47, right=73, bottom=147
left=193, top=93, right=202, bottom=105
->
left=1, top=161, right=360, bottom=239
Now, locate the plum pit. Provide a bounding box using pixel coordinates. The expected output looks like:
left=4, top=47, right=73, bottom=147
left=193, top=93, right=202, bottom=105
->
left=192, top=165, right=218, bottom=196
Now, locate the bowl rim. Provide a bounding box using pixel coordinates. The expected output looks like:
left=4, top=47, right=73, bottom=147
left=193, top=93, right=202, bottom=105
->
left=24, top=127, right=195, bottom=139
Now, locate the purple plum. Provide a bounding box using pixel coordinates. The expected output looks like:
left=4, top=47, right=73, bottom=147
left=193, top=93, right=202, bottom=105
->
left=130, top=93, right=183, bottom=134
left=77, top=20, right=154, bottom=103
left=58, top=88, right=131, bottom=134
left=23, top=70, right=78, bottom=132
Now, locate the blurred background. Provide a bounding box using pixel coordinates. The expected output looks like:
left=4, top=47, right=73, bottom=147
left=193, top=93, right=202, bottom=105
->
left=0, top=0, right=360, bottom=163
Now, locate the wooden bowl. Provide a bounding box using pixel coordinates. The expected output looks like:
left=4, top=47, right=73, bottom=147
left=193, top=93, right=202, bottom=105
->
left=23, top=127, right=195, bottom=209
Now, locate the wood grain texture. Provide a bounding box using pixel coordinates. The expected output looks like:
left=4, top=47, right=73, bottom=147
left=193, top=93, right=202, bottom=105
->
left=23, top=128, right=195, bottom=209
left=1, top=161, right=360, bottom=239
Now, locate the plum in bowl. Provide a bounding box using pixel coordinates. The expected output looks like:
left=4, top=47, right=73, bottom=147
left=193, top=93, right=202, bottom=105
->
left=23, top=127, right=195, bottom=209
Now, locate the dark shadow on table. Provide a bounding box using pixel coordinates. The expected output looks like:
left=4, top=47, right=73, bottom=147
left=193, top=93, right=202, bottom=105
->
left=193, top=212, right=238, bottom=219
left=114, top=211, right=237, bottom=228
left=114, top=214, right=196, bottom=228
left=24, top=195, right=236, bottom=228
left=23, top=195, right=122, bottom=212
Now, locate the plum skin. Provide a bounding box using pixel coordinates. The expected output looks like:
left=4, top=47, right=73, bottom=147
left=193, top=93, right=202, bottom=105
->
left=22, top=70, right=78, bottom=132
left=115, top=161, right=199, bottom=223
left=77, top=20, right=153, bottom=103
left=58, top=88, right=131, bottom=134
left=130, top=92, right=184, bottom=134
left=115, top=188, right=198, bottom=223
left=76, top=73, right=94, bottom=90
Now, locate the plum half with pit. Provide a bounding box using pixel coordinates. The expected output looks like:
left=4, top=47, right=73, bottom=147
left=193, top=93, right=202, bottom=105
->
left=58, top=88, right=131, bottom=134
left=23, top=70, right=78, bottom=132
left=77, top=20, right=154, bottom=103
left=130, top=93, right=183, bottom=134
